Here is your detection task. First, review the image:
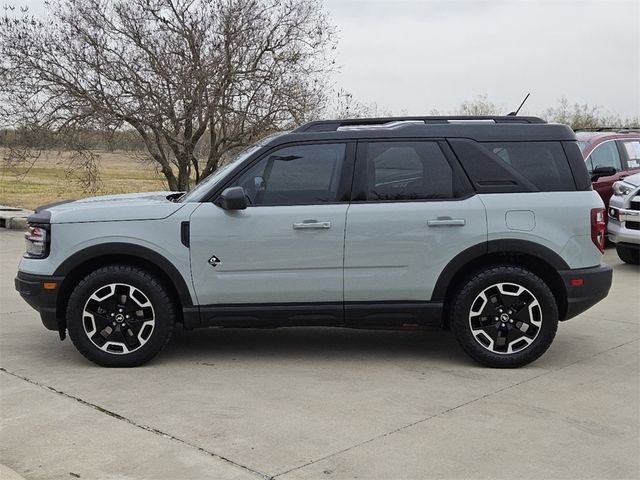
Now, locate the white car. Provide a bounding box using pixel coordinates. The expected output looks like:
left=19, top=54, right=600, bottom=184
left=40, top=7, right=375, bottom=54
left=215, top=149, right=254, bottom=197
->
left=608, top=172, right=640, bottom=264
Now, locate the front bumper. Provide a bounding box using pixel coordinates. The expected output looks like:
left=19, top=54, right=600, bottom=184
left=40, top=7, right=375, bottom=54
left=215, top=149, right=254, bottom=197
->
left=607, top=210, right=640, bottom=245
left=559, top=264, right=612, bottom=321
left=15, top=271, right=65, bottom=331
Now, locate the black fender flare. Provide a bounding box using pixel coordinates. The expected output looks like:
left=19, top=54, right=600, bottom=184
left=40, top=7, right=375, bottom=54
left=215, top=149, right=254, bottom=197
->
left=431, top=239, right=570, bottom=302
left=53, top=242, right=194, bottom=308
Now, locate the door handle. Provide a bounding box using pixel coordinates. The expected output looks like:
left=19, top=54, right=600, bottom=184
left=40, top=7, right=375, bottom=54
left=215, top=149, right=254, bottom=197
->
left=293, top=220, right=331, bottom=230
left=427, top=217, right=466, bottom=227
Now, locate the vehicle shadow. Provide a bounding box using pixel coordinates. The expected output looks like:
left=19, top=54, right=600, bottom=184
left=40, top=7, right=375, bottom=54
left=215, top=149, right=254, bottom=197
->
left=161, top=325, right=473, bottom=366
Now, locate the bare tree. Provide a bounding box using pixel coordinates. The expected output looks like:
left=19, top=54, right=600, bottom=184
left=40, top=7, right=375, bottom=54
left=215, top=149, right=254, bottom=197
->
left=1, top=0, right=337, bottom=191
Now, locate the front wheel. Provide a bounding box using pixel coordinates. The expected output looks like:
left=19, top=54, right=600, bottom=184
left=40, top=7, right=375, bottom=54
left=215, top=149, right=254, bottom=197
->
left=67, top=265, right=175, bottom=367
left=450, top=266, right=558, bottom=368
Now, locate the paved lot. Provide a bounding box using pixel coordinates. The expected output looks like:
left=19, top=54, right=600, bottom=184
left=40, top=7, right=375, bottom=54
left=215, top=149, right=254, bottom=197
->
left=1, top=228, right=639, bottom=480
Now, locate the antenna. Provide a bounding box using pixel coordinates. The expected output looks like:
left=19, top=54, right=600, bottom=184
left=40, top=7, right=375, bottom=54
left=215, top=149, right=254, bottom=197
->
left=508, top=93, right=530, bottom=116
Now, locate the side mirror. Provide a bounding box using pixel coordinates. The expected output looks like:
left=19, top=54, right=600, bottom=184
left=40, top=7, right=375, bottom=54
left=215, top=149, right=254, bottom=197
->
left=591, top=166, right=617, bottom=182
left=219, top=186, right=247, bottom=210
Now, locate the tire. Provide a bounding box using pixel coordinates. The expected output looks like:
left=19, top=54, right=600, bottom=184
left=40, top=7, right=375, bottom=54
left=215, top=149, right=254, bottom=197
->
left=449, top=266, right=558, bottom=368
left=615, top=244, right=640, bottom=265
left=66, top=265, right=175, bottom=367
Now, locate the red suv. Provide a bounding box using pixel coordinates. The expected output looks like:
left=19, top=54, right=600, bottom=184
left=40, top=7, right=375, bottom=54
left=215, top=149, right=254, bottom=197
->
left=576, top=129, right=640, bottom=209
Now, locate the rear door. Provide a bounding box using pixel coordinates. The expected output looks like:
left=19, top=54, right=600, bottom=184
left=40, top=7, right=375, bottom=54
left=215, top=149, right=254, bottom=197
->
left=343, top=140, right=487, bottom=312
left=618, top=138, right=640, bottom=178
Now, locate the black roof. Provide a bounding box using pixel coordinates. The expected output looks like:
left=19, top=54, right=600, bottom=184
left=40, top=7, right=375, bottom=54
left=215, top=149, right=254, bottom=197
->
left=269, top=116, right=576, bottom=145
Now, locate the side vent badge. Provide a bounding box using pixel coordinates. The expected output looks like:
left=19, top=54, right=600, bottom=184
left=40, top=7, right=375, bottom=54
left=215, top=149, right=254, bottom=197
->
left=208, top=255, right=221, bottom=267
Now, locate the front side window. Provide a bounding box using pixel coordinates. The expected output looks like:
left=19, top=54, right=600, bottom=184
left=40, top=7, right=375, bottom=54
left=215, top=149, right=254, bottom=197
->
left=362, top=142, right=455, bottom=201
left=233, top=143, right=346, bottom=206
left=587, top=141, right=622, bottom=173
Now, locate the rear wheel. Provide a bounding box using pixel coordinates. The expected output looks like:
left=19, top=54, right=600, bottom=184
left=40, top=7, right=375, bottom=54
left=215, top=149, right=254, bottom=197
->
left=450, top=266, right=558, bottom=368
left=615, top=244, right=639, bottom=265
left=67, top=265, right=175, bottom=367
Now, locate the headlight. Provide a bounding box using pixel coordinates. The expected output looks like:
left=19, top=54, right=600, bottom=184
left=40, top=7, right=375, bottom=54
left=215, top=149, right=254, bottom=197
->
left=612, top=181, right=634, bottom=196
left=24, top=225, right=50, bottom=258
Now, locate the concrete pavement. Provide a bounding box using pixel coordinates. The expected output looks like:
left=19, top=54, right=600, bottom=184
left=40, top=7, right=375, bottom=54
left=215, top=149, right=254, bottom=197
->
left=1, top=228, right=638, bottom=479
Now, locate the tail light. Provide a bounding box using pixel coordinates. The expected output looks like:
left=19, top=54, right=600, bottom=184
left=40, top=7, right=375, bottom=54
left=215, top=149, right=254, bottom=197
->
left=591, top=208, right=606, bottom=253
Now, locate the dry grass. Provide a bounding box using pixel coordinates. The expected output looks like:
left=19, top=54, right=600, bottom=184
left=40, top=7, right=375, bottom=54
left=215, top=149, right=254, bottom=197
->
left=0, top=150, right=167, bottom=210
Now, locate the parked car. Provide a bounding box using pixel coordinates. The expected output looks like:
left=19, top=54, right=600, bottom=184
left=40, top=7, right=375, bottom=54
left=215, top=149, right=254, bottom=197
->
left=16, top=116, right=612, bottom=368
left=608, top=172, right=640, bottom=264
left=576, top=129, right=640, bottom=211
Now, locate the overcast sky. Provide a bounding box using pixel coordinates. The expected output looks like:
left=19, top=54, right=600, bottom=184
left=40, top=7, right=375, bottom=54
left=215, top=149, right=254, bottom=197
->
left=324, top=0, right=639, bottom=117
left=16, top=0, right=640, bottom=118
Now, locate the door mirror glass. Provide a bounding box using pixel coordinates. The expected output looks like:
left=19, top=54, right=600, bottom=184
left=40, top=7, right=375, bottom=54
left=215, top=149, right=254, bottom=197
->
left=219, top=186, right=247, bottom=210
left=591, top=166, right=617, bottom=181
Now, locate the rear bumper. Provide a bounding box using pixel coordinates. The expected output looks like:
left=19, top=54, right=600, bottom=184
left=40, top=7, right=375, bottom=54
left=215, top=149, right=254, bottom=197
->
left=14, top=271, right=65, bottom=331
left=559, top=264, right=612, bottom=321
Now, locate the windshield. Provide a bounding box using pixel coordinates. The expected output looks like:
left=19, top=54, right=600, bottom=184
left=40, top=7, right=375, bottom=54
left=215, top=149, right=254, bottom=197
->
left=577, top=141, right=589, bottom=154
left=179, top=146, right=262, bottom=202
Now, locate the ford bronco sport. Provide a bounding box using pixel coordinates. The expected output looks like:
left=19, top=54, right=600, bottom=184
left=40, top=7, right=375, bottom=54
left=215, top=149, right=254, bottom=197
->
left=15, top=116, right=613, bottom=368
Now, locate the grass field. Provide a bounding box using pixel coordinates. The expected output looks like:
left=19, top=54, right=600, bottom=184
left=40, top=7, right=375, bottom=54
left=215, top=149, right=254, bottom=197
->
left=0, top=150, right=167, bottom=210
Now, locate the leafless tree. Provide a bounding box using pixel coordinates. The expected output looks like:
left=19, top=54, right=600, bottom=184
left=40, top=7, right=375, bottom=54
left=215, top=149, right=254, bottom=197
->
left=544, top=97, right=639, bottom=130
left=1, top=0, right=337, bottom=191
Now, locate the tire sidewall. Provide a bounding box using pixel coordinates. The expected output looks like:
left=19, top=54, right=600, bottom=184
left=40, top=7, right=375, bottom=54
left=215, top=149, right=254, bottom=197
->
left=451, top=266, right=558, bottom=368
left=67, top=266, right=174, bottom=367
left=615, top=244, right=640, bottom=265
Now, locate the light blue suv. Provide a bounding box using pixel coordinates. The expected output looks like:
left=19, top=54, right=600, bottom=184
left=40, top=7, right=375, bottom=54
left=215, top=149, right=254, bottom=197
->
left=15, top=116, right=613, bottom=367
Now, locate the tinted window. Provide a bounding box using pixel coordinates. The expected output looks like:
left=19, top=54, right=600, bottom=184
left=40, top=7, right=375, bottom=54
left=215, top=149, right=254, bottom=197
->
left=587, top=141, right=622, bottom=172
left=234, top=143, right=346, bottom=205
left=481, top=142, right=575, bottom=191
left=621, top=140, right=640, bottom=169
left=363, top=142, right=455, bottom=201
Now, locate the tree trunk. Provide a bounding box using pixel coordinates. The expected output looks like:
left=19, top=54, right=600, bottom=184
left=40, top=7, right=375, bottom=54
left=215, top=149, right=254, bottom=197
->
left=176, top=155, right=191, bottom=191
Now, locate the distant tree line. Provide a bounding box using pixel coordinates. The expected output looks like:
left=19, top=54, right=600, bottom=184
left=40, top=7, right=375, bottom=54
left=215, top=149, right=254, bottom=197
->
left=0, top=128, right=145, bottom=151
left=3, top=95, right=635, bottom=153
left=432, top=94, right=639, bottom=129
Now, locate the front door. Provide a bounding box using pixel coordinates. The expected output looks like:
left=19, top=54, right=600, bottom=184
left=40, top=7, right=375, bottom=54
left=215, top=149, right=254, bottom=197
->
left=189, top=142, right=354, bottom=321
left=586, top=140, right=625, bottom=207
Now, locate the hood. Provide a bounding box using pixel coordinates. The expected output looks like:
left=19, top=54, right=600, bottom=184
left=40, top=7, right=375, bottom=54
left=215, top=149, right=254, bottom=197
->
left=29, top=191, right=187, bottom=224
left=621, top=172, right=640, bottom=188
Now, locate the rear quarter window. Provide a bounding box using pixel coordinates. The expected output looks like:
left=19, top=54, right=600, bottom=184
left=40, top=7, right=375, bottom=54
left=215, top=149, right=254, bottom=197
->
left=480, top=141, right=576, bottom=192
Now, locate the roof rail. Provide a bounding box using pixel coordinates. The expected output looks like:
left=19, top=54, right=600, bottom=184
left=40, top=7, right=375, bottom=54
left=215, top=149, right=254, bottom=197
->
left=293, top=116, right=547, bottom=132
left=574, top=127, right=640, bottom=133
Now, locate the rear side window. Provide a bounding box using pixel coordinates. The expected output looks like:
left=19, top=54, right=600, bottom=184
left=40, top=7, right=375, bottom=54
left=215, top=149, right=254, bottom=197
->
left=621, top=140, right=640, bottom=169
left=481, top=142, right=575, bottom=191
left=361, top=142, right=457, bottom=201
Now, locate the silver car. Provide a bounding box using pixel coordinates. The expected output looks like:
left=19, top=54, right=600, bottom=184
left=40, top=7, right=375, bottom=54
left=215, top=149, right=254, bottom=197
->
left=608, top=172, right=640, bottom=264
